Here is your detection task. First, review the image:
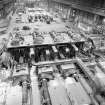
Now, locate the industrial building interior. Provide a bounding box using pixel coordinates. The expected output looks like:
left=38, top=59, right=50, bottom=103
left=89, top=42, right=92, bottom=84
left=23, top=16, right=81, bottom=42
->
left=1, top=0, right=105, bottom=105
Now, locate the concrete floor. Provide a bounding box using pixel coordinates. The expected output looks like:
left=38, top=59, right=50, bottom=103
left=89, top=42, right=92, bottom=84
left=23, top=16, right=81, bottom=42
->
left=0, top=9, right=70, bottom=42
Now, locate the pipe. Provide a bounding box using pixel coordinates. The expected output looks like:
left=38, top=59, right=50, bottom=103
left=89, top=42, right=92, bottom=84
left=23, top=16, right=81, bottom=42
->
left=42, top=79, right=52, bottom=105
left=22, top=81, right=28, bottom=105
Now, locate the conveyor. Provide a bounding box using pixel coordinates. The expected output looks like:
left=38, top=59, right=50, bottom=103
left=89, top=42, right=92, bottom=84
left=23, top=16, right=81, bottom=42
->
left=76, top=58, right=105, bottom=104
left=37, top=63, right=94, bottom=105
left=65, top=77, right=91, bottom=105
left=48, top=78, right=71, bottom=105
left=30, top=66, right=41, bottom=105
left=97, top=61, right=105, bottom=74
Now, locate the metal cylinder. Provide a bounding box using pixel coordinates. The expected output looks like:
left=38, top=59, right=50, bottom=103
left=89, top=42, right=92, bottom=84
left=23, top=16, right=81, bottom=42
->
left=42, top=79, right=52, bottom=105
left=22, top=81, right=28, bottom=105
left=95, top=95, right=105, bottom=105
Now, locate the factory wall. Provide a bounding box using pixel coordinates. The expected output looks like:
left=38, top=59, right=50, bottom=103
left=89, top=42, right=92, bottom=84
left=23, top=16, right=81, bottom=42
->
left=17, top=0, right=48, bottom=9
left=58, top=0, right=104, bottom=9
left=0, top=0, right=16, bottom=19
left=15, top=0, right=105, bottom=27
left=50, top=1, right=103, bottom=27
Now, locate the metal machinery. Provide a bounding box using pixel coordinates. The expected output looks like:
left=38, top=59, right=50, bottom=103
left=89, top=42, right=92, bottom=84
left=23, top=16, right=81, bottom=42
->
left=3, top=31, right=105, bottom=105
left=34, top=57, right=105, bottom=105
left=36, top=60, right=94, bottom=105
left=1, top=6, right=105, bottom=105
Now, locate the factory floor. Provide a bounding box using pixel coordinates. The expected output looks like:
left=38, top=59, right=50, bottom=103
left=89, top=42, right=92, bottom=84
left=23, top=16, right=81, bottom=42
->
left=0, top=10, right=75, bottom=42
left=1, top=7, right=105, bottom=105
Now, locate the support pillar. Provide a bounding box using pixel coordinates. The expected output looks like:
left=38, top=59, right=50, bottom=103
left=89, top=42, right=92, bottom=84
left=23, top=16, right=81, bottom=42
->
left=93, top=14, right=98, bottom=25
left=66, top=7, right=71, bottom=20
left=47, top=0, right=51, bottom=12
